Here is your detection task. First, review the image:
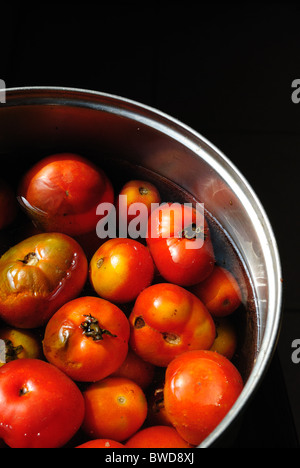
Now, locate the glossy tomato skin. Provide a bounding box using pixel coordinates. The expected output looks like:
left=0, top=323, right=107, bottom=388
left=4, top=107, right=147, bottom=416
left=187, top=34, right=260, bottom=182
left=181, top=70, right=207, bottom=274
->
left=117, top=179, right=161, bottom=233
left=125, top=425, right=193, bottom=448
left=147, top=203, right=215, bottom=286
left=43, top=296, right=130, bottom=382
left=18, top=153, right=114, bottom=236
left=129, top=283, right=216, bottom=367
left=0, top=326, right=43, bottom=367
left=82, top=377, right=147, bottom=442
left=0, top=359, right=85, bottom=448
left=0, top=233, right=88, bottom=328
left=191, top=265, right=242, bottom=317
left=76, top=439, right=125, bottom=448
left=89, top=238, right=154, bottom=304
left=164, top=350, right=244, bottom=446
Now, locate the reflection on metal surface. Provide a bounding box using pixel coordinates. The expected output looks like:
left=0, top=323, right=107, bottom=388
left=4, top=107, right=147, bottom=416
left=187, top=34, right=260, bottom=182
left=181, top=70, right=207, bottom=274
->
left=0, top=87, right=282, bottom=448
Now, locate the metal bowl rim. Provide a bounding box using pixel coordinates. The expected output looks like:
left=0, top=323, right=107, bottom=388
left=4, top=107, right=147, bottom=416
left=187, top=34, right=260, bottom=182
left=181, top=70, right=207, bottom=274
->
left=1, top=86, right=283, bottom=447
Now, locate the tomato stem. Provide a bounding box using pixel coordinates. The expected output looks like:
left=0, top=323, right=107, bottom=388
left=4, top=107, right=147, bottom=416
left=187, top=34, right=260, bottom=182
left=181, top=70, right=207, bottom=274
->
left=81, top=314, right=117, bottom=341
left=19, top=252, right=39, bottom=266
left=19, top=385, right=30, bottom=396
left=139, top=187, right=149, bottom=195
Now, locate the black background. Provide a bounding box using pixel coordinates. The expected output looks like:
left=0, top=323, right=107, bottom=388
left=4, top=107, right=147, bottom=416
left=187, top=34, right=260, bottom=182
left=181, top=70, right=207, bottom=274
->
left=1, top=2, right=300, bottom=447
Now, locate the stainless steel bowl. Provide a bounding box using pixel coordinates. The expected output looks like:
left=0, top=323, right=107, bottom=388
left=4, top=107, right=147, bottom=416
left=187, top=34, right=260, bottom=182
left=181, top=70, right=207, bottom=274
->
left=0, top=87, right=282, bottom=447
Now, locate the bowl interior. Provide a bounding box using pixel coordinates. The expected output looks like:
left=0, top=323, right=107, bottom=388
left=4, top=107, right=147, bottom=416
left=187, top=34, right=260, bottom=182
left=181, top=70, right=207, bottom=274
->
left=0, top=88, right=282, bottom=446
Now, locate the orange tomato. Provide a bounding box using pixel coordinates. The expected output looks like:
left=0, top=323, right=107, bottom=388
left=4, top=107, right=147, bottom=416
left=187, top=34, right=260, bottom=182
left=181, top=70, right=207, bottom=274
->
left=76, top=439, right=125, bottom=448
left=125, top=425, right=193, bottom=448
left=18, top=153, right=114, bottom=236
left=112, top=348, right=155, bottom=390
left=43, top=296, right=130, bottom=382
left=82, top=377, right=148, bottom=442
left=0, top=233, right=88, bottom=328
left=164, top=350, right=244, bottom=445
left=117, top=179, right=161, bottom=232
left=89, top=238, right=154, bottom=304
left=129, top=283, right=216, bottom=367
left=210, top=317, right=237, bottom=360
left=191, top=265, right=242, bottom=317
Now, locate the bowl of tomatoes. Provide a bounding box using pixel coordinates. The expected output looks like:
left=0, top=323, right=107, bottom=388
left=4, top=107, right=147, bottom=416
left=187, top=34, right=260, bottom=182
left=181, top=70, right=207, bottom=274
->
left=0, top=87, right=282, bottom=448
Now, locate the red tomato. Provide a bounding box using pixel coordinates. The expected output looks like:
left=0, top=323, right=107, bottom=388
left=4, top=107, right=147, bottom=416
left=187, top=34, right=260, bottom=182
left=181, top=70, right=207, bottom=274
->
left=82, top=377, right=147, bottom=442
left=111, top=348, right=155, bottom=390
left=164, top=350, right=244, bottom=445
left=0, top=233, right=88, bottom=328
left=210, top=317, right=237, bottom=360
left=0, top=326, right=43, bottom=367
left=0, top=359, right=85, bottom=448
left=129, top=283, right=216, bottom=367
left=191, top=265, right=242, bottom=317
left=0, top=179, right=17, bottom=230
left=147, top=203, right=215, bottom=286
left=76, top=439, right=125, bottom=448
left=43, top=296, right=130, bottom=382
left=125, top=425, right=193, bottom=448
left=18, top=153, right=114, bottom=236
left=89, top=238, right=154, bottom=304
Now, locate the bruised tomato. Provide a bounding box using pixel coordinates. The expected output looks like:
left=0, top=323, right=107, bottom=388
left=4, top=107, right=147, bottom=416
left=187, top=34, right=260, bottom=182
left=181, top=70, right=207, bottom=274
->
left=125, top=425, right=193, bottom=448
left=43, top=296, right=130, bottom=382
left=0, top=233, right=88, bottom=328
left=116, top=179, right=161, bottom=235
left=18, top=153, right=114, bottom=236
left=129, top=283, right=216, bottom=367
left=89, top=238, right=154, bottom=304
left=0, top=326, right=43, bottom=367
left=0, top=359, right=85, bottom=448
left=147, top=203, right=215, bottom=286
left=82, top=377, right=147, bottom=442
left=191, top=265, right=242, bottom=317
left=76, top=439, right=125, bottom=448
left=164, top=350, right=244, bottom=446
